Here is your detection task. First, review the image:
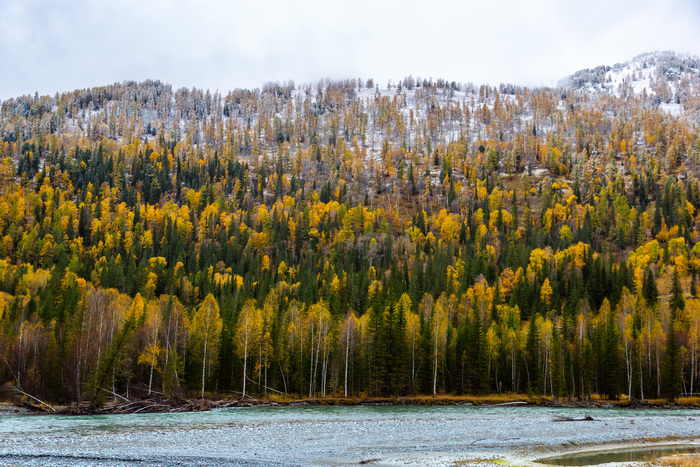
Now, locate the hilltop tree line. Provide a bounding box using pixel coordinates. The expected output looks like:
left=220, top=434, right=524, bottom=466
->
left=1, top=74, right=700, bottom=404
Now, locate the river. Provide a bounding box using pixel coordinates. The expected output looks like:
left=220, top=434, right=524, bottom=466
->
left=0, top=405, right=699, bottom=466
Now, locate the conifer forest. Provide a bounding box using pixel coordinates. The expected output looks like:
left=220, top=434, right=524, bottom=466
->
left=2, top=53, right=700, bottom=405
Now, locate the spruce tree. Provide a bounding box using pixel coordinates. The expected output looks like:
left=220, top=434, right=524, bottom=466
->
left=388, top=302, right=408, bottom=395
left=551, top=324, right=563, bottom=400
left=642, top=268, right=658, bottom=305
left=669, top=268, right=685, bottom=319
left=662, top=324, right=682, bottom=401
left=602, top=310, right=621, bottom=400
left=466, top=306, right=485, bottom=393
left=652, top=205, right=663, bottom=237
left=525, top=315, right=541, bottom=395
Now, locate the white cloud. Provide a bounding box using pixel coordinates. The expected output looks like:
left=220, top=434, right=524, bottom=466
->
left=1, top=0, right=699, bottom=99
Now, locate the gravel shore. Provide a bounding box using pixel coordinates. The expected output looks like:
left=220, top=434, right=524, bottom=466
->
left=0, top=405, right=698, bottom=466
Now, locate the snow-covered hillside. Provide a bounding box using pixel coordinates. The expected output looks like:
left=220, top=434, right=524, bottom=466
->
left=558, top=51, right=700, bottom=114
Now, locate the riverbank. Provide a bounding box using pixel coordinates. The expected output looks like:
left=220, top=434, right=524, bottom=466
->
left=3, top=393, right=700, bottom=415
left=3, top=392, right=700, bottom=415
left=0, top=401, right=31, bottom=415
left=280, top=394, right=700, bottom=409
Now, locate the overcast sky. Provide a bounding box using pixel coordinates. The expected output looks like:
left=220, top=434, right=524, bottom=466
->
left=1, top=0, right=699, bottom=100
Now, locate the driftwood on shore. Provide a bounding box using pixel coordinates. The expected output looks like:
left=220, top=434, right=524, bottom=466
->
left=62, top=396, right=250, bottom=415
left=2, top=391, right=697, bottom=415
left=359, top=458, right=382, bottom=464
left=96, top=397, right=209, bottom=414
left=482, top=401, right=528, bottom=407
left=553, top=414, right=596, bottom=422
left=3, top=382, right=56, bottom=413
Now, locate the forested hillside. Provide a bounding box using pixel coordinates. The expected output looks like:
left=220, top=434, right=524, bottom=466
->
left=2, top=53, right=700, bottom=405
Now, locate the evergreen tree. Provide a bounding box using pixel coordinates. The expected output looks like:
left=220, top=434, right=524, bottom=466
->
left=602, top=309, right=621, bottom=400
left=669, top=268, right=685, bottom=319
left=642, top=268, right=658, bottom=306
left=662, top=324, right=682, bottom=401
left=525, top=315, right=541, bottom=395
left=550, top=323, right=563, bottom=400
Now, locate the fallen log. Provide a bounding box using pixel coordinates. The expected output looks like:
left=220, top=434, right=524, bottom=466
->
left=553, top=415, right=596, bottom=422
left=483, top=401, right=528, bottom=407
left=359, top=458, right=382, bottom=464
left=6, top=383, right=56, bottom=412
left=100, top=388, right=130, bottom=402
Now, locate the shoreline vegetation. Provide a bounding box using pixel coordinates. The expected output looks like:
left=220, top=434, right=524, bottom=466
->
left=3, top=392, right=700, bottom=416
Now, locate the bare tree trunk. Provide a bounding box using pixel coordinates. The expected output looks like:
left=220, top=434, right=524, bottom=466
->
left=656, top=342, right=661, bottom=398
left=309, top=324, right=315, bottom=397
left=242, top=327, right=248, bottom=398
left=411, top=337, right=416, bottom=393
left=321, top=350, right=327, bottom=397
left=201, top=331, right=208, bottom=399
left=344, top=328, right=350, bottom=397
left=512, top=345, right=516, bottom=393
left=639, top=344, right=644, bottom=400
left=174, top=312, right=181, bottom=389
left=258, top=337, right=263, bottom=391
left=264, top=341, right=269, bottom=396
left=299, top=325, right=303, bottom=396
left=313, top=325, right=321, bottom=397
left=148, top=326, right=158, bottom=396
left=691, top=344, right=696, bottom=397
left=433, top=319, right=439, bottom=395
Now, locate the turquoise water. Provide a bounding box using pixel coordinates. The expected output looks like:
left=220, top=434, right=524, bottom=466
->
left=0, top=405, right=698, bottom=465
left=539, top=444, right=700, bottom=465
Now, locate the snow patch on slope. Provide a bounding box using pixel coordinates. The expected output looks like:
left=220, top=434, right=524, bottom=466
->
left=558, top=51, right=700, bottom=105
